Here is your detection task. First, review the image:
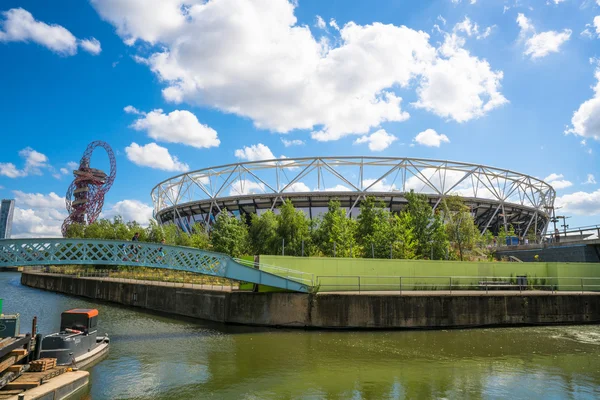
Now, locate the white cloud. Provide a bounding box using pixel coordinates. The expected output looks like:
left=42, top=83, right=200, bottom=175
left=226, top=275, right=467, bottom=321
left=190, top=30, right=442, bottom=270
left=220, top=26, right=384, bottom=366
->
left=229, top=179, right=266, bottom=196
left=79, top=37, right=102, bottom=55
left=102, top=200, right=154, bottom=225
left=58, top=162, right=77, bottom=177
left=322, top=184, right=351, bottom=192
left=543, top=173, right=573, bottom=190
left=0, top=147, right=50, bottom=178
left=0, top=8, right=99, bottom=56
left=454, top=17, right=479, bottom=37
left=413, top=129, right=450, bottom=147
left=517, top=14, right=571, bottom=59
left=12, top=207, right=65, bottom=238
left=92, top=0, right=506, bottom=141
left=354, top=129, right=397, bottom=151
left=129, top=108, right=220, bottom=149
left=581, top=17, right=600, bottom=39
left=281, top=138, right=305, bottom=147
left=566, top=68, right=600, bottom=141
left=0, top=8, right=77, bottom=55
left=315, top=15, right=326, bottom=30
left=516, top=13, right=535, bottom=37
left=524, top=30, right=571, bottom=59
left=125, top=142, right=190, bottom=172
left=437, top=15, right=446, bottom=26
left=14, top=190, right=64, bottom=209
left=363, top=178, right=396, bottom=192
left=584, top=174, right=597, bottom=184
left=0, top=163, right=26, bottom=178
left=234, top=143, right=276, bottom=161
left=556, top=189, right=600, bottom=216
left=124, top=105, right=142, bottom=115
left=413, top=30, right=507, bottom=122
left=90, top=0, right=191, bottom=46
left=283, top=182, right=311, bottom=192
left=10, top=191, right=66, bottom=238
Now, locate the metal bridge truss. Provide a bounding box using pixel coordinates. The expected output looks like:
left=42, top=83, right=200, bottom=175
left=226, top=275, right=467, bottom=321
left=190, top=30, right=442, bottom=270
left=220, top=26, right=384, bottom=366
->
left=0, top=239, right=309, bottom=293
left=151, top=157, right=556, bottom=238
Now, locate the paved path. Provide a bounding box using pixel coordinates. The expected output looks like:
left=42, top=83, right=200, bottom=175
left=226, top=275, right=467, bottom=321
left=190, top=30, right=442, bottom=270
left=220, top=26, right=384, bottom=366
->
left=318, top=290, right=600, bottom=296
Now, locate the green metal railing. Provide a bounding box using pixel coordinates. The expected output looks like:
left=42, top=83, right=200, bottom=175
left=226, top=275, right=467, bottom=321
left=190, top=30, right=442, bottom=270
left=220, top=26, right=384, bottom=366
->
left=315, top=275, right=600, bottom=293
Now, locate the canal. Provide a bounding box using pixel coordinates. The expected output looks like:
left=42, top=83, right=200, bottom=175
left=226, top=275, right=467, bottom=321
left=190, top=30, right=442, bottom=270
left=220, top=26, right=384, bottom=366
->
left=2, top=272, right=600, bottom=399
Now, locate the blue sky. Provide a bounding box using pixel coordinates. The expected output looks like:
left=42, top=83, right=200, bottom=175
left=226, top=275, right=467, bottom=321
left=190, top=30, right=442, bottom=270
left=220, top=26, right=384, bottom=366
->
left=0, top=0, right=599, bottom=237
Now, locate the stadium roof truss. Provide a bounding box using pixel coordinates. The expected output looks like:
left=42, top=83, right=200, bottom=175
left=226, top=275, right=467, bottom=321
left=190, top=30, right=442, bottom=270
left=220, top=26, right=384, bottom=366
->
left=151, top=157, right=556, bottom=237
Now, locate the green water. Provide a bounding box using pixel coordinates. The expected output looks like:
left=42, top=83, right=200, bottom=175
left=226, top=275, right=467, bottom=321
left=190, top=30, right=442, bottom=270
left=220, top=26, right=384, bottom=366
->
left=2, top=272, right=600, bottom=399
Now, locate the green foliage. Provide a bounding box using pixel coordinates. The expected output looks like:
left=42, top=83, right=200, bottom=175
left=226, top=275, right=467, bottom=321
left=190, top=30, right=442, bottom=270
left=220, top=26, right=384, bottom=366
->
left=401, top=191, right=448, bottom=260
left=441, top=196, right=479, bottom=261
left=249, top=211, right=279, bottom=255
left=275, top=199, right=311, bottom=256
left=354, top=196, right=418, bottom=259
left=189, top=225, right=211, bottom=250
left=210, top=210, right=249, bottom=257
left=314, top=199, right=357, bottom=257
left=65, top=223, right=85, bottom=238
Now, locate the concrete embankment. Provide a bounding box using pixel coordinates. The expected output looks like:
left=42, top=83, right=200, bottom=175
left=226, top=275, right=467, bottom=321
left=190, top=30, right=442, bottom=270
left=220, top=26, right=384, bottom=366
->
left=21, top=272, right=600, bottom=329
left=4, top=371, right=89, bottom=400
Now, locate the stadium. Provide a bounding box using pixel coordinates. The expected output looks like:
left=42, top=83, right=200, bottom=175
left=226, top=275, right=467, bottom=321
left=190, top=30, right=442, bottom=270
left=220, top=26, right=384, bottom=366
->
left=151, top=157, right=556, bottom=238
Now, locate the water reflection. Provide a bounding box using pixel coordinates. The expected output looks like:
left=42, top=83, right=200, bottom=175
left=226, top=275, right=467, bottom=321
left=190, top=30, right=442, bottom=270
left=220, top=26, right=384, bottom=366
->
left=2, top=272, right=600, bottom=399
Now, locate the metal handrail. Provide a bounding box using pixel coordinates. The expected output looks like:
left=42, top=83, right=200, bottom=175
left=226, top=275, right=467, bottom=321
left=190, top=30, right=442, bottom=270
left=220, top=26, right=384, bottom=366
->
left=315, top=275, right=600, bottom=294
left=233, top=258, right=315, bottom=286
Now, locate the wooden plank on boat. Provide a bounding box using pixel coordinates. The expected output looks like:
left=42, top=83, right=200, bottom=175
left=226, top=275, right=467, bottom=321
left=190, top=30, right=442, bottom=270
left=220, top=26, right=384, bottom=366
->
left=0, top=389, right=25, bottom=395
left=0, top=355, right=17, bottom=375
left=0, top=336, right=30, bottom=360
left=5, top=365, right=24, bottom=373
left=3, top=381, right=41, bottom=390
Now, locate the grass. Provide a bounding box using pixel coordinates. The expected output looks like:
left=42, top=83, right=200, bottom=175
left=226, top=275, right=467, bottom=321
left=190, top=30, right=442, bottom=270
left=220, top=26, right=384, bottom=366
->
left=43, top=265, right=237, bottom=287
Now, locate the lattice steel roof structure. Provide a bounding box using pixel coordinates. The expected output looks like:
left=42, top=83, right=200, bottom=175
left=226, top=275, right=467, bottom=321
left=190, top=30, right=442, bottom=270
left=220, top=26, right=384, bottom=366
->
left=151, top=157, right=556, bottom=237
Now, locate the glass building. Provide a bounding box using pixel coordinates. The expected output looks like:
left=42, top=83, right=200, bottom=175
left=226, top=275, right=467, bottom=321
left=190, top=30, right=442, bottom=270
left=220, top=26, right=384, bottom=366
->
left=0, top=199, right=15, bottom=239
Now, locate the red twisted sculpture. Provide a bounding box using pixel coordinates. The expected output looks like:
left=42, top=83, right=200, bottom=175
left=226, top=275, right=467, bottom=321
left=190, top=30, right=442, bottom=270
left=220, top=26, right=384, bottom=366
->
left=62, top=141, right=117, bottom=237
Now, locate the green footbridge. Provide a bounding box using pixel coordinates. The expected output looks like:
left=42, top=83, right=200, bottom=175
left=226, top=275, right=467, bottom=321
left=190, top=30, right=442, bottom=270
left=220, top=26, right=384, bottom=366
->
left=0, top=239, right=309, bottom=293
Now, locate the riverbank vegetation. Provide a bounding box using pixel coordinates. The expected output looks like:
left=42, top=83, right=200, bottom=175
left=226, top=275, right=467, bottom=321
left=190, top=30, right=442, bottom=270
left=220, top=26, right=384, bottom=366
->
left=65, top=191, right=503, bottom=261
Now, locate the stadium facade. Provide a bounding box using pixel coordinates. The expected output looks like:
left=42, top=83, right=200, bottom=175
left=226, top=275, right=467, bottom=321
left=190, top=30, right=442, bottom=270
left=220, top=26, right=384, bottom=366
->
left=151, top=157, right=556, bottom=238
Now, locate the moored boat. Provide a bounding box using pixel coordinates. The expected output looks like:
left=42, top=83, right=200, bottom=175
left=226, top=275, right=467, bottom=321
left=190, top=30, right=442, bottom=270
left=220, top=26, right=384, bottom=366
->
left=40, top=309, right=109, bottom=369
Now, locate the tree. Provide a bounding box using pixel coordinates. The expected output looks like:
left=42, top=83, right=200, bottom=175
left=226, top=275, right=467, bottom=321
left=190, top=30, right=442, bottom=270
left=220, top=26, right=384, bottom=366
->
left=276, top=199, right=311, bottom=256
left=441, top=196, right=479, bottom=261
left=65, top=223, right=86, bottom=238
left=356, top=196, right=387, bottom=257
left=189, top=225, right=210, bottom=250
left=249, top=211, right=279, bottom=255
left=402, top=191, right=448, bottom=259
left=391, top=212, right=417, bottom=259
left=210, top=210, right=249, bottom=257
left=314, top=200, right=357, bottom=257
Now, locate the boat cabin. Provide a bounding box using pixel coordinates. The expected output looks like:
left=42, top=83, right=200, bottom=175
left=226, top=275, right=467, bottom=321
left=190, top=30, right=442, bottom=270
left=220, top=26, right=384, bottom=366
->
left=60, top=309, right=98, bottom=335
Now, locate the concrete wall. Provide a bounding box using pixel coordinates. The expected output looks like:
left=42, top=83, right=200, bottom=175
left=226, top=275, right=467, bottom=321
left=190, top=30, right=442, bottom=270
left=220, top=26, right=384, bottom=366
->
left=21, top=272, right=600, bottom=330
left=259, top=255, right=600, bottom=291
